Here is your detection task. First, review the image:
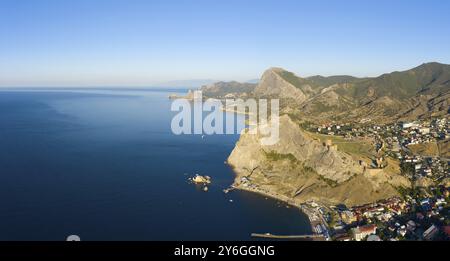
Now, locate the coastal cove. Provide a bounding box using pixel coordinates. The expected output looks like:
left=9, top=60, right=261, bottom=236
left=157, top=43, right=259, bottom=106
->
left=0, top=88, right=311, bottom=240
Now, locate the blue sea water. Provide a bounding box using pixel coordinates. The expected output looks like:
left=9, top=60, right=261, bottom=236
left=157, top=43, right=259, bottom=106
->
left=0, top=89, right=311, bottom=241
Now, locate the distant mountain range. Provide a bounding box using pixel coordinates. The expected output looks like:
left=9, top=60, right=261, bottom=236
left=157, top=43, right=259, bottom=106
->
left=156, top=79, right=219, bottom=88
left=200, top=81, right=257, bottom=98
left=157, top=78, right=259, bottom=88
left=201, top=62, right=450, bottom=123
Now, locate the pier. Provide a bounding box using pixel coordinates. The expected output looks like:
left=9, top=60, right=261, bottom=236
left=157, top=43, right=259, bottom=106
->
left=251, top=233, right=326, bottom=241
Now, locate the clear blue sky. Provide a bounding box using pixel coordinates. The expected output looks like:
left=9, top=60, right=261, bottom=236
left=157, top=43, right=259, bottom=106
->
left=1, top=0, right=449, bottom=87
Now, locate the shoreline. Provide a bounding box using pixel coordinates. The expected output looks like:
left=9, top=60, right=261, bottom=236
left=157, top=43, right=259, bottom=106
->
left=233, top=183, right=300, bottom=209
left=225, top=160, right=324, bottom=236
left=230, top=182, right=328, bottom=237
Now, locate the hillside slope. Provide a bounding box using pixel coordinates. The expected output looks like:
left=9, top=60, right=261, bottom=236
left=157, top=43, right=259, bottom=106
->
left=250, top=62, right=450, bottom=122
left=228, top=115, right=410, bottom=207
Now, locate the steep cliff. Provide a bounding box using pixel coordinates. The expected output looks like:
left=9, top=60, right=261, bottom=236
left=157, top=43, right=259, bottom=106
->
left=228, top=115, right=410, bottom=207
left=254, top=68, right=309, bottom=102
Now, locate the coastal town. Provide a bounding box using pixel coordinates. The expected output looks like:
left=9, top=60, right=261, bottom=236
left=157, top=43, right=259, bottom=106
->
left=301, top=189, right=449, bottom=241
left=219, top=115, right=449, bottom=241
left=291, top=116, right=449, bottom=241
left=181, top=77, right=449, bottom=242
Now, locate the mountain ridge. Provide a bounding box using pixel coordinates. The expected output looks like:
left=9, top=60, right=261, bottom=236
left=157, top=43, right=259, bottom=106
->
left=256, top=62, right=450, bottom=122
left=228, top=115, right=410, bottom=206
left=193, top=62, right=449, bottom=122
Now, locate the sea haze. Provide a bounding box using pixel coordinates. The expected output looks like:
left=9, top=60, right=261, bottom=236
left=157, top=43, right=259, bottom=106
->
left=0, top=89, right=311, bottom=240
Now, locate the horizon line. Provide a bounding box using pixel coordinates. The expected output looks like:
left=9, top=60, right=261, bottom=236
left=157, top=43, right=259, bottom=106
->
left=1, top=61, right=448, bottom=88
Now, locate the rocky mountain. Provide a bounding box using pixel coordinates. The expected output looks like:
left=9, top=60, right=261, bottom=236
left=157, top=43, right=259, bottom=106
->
left=251, top=62, right=450, bottom=122
left=227, top=115, right=410, bottom=207
left=200, top=81, right=257, bottom=98
left=223, top=62, right=448, bottom=207
left=254, top=68, right=309, bottom=102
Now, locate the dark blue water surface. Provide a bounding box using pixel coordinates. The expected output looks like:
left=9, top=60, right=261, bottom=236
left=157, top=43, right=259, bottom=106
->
left=0, top=89, right=311, bottom=240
